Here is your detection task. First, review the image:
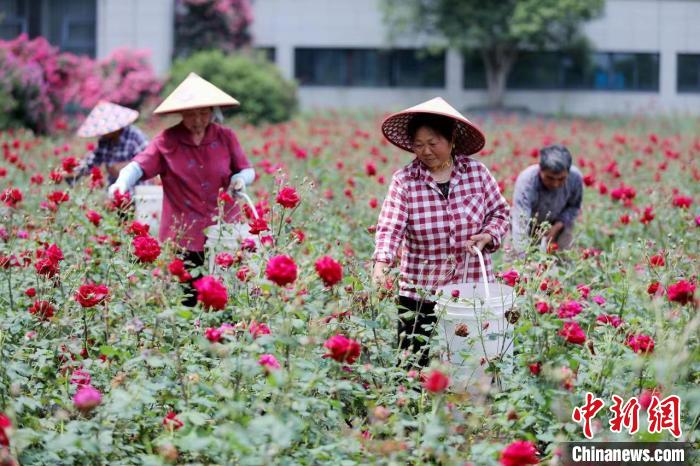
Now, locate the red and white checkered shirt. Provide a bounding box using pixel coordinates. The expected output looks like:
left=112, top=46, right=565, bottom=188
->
left=373, top=155, right=510, bottom=300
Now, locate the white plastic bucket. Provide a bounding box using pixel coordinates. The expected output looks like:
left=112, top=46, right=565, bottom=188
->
left=204, top=223, right=257, bottom=274
left=204, top=190, right=260, bottom=274
left=134, top=185, right=163, bottom=235
left=435, top=248, right=516, bottom=387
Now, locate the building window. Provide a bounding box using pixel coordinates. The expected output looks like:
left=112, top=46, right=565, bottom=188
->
left=294, top=48, right=445, bottom=88
left=0, top=0, right=96, bottom=56
left=463, top=51, right=487, bottom=89
left=0, top=0, right=28, bottom=39
left=255, top=47, right=276, bottom=63
left=464, top=50, right=659, bottom=91
left=677, top=54, right=700, bottom=92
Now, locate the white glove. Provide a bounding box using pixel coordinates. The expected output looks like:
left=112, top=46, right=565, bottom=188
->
left=108, top=162, right=144, bottom=199
left=230, top=168, right=255, bottom=193
left=108, top=180, right=129, bottom=198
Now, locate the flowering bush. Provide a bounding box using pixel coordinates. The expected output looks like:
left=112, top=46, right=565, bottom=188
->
left=0, top=35, right=161, bottom=133
left=0, top=113, right=697, bottom=464
left=174, top=0, right=253, bottom=57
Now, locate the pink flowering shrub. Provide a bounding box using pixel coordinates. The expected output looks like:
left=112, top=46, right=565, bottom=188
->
left=174, top=0, right=253, bottom=57
left=0, top=35, right=161, bottom=133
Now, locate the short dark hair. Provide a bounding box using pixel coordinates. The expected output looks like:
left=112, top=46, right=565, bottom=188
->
left=407, top=113, right=455, bottom=143
left=539, top=144, right=572, bottom=173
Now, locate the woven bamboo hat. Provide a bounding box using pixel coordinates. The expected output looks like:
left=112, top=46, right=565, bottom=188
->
left=153, top=72, right=240, bottom=115
left=77, top=101, right=139, bottom=138
left=381, top=97, right=485, bottom=155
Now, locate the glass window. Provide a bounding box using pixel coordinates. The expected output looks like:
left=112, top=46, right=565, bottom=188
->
left=392, top=49, right=444, bottom=87
left=0, top=0, right=27, bottom=39
left=0, top=0, right=96, bottom=56
left=466, top=49, right=659, bottom=91
left=463, top=51, right=486, bottom=89
left=294, top=48, right=445, bottom=88
left=677, top=54, right=700, bottom=92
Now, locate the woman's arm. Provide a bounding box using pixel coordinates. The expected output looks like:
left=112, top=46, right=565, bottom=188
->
left=479, top=165, right=511, bottom=253
left=372, top=173, right=409, bottom=283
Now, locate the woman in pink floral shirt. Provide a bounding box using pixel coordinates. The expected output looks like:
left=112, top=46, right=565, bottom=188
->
left=373, top=97, right=510, bottom=367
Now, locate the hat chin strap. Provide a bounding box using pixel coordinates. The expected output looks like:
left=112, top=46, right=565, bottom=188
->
left=211, top=106, right=224, bottom=124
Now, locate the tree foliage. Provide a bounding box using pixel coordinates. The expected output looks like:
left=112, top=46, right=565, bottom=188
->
left=381, top=0, right=605, bottom=106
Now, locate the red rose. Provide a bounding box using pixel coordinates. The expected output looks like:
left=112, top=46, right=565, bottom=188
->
left=323, top=334, right=361, bottom=364
left=647, top=281, right=663, bottom=297
left=167, top=259, right=191, bottom=282
left=596, top=314, right=623, bottom=328
left=28, top=300, right=55, bottom=320
left=368, top=197, right=378, bottom=209
left=534, top=301, right=550, bottom=314
left=205, top=327, right=222, bottom=343
left=500, top=269, right=520, bottom=287
left=236, top=266, right=250, bottom=282
left=0, top=413, right=11, bottom=447
left=127, top=221, right=150, bottom=237
left=666, top=280, right=695, bottom=305
left=649, top=254, right=665, bottom=267
left=111, top=190, right=132, bottom=210
left=1, top=188, right=22, bottom=207
left=640, top=206, right=655, bottom=224
left=672, top=195, right=692, bottom=208
left=558, top=321, right=586, bottom=345
left=85, top=210, right=102, bottom=226
left=193, top=276, right=228, bottom=310
left=576, top=284, right=590, bottom=299
left=249, top=321, right=271, bottom=339
left=557, top=300, right=583, bottom=319
left=422, top=369, right=450, bottom=394
left=75, top=283, right=110, bottom=308
left=132, top=235, right=161, bottom=263
left=500, top=440, right=539, bottom=466
left=265, top=255, right=298, bottom=286
left=47, top=190, right=70, bottom=204
left=61, top=156, right=78, bottom=173
left=25, top=288, right=36, bottom=297
left=163, top=411, right=184, bottom=430
left=626, top=334, right=655, bottom=354
left=315, top=256, right=343, bottom=287
left=365, top=161, right=377, bottom=176
left=248, top=217, right=269, bottom=235
left=528, top=362, right=541, bottom=376
left=215, top=252, right=236, bottom=269
left=276, top=186, right=300, bottom=209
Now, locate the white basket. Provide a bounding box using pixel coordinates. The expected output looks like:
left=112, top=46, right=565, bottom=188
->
left=134, top=185, right=163, bottom=236
left=435, top=248, right=516, bottom=388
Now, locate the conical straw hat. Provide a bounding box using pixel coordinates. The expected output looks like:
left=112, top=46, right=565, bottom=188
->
left=153, top=72, right=240, bottom=115
left=77, top=101, right=139, bottom=138
left=381, top=97, right=485, bottom=155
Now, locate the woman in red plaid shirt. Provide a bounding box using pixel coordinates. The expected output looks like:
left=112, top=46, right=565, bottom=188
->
left=373, top=97, right=510, bottom=368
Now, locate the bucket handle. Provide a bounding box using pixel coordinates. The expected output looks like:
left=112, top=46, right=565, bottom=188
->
left=235, top=190, right=259, bottom=220
left=463, top=246, right=490, bottom=300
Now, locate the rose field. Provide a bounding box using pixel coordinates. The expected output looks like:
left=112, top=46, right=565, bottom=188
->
left=0, top=112, right=698, bottom=465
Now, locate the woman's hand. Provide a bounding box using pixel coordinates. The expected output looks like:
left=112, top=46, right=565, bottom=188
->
left=465, top=233, right=492, bottom=254
left=372, top=261, right=389, bottom=286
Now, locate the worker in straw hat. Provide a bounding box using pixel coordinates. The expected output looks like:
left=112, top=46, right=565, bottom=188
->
left=108, top=72, right=255, bottom=306
left=372, top=97, right=510, bottom=368
left=73, top=101, right=149, bottom=186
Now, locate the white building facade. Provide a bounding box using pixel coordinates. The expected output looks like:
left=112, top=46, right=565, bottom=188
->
left=250, top=0, right=700, bottom=114
left=1, top=0, right=699, bottom=114
left=0, top=0, right=173, bottom=75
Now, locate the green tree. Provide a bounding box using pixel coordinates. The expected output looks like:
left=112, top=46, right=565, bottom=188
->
left=381, top=0, right=604, bottom=107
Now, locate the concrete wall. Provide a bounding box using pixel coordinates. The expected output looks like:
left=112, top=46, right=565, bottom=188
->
left=250, top=0, right=700, bottom=115
left=95, top=0, right=174, bottom=76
